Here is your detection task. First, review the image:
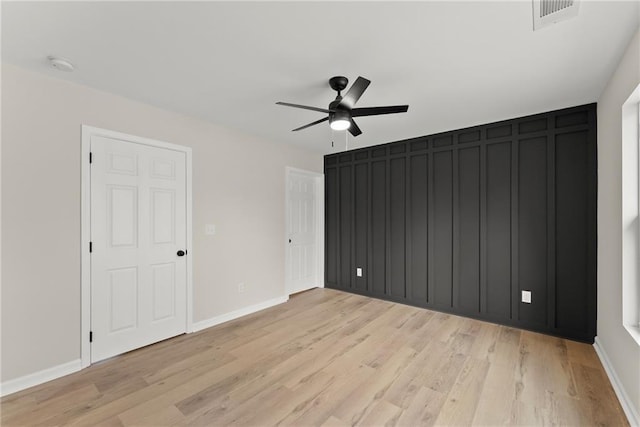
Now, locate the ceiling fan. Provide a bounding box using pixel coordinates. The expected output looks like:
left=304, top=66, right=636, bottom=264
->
left=276, top=76, right=409, bottom=137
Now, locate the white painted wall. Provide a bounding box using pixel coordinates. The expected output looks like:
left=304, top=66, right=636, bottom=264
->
left=1, top=63, right=322, bottom=383
left=597, top=28, right=640, bottom=422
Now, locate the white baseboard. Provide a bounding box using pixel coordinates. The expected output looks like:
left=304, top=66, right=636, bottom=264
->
left=593, top=336, right=640, bottom=426
left=0, top=359, right=82, bottom=397
left=192, top=295, right=289, bottom=332
left=288, top=285, right=321, bottom=295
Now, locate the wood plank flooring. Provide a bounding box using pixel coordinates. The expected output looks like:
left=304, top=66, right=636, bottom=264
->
left=1, top=288, right=628, bottom=426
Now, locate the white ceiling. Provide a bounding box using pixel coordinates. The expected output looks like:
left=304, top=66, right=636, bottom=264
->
left=2, top=1, right=638, bottom=154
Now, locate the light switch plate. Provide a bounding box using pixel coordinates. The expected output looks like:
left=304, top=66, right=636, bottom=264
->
left=521, top=290, right=532, bottom=304
left=205, top=224, right=216, bottom=235
left=356, top=268, right=362, bottom=277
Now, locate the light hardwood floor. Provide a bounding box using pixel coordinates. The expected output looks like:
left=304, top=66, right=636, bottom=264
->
left=1, top=288, right=628, bottom=426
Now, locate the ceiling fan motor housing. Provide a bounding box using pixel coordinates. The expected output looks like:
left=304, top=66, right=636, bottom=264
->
left=328, top=99, right=342, bottom=112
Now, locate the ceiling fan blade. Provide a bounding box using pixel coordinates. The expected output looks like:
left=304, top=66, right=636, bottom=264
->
left=351, top=105, right=409, bottom=117
left=338, top=76, right=371, bottom=110
left=292, top=116, right=329, bottom=132
left=276, top=102, right=332, bottom=114
left=348, top=119, right=362, bottom=137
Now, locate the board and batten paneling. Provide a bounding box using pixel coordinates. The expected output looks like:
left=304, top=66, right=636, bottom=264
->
left=324, top=103, right=597, bottom=342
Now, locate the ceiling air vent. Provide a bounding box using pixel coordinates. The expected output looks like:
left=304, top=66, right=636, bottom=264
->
left=532, top=0, right=580, bottom=31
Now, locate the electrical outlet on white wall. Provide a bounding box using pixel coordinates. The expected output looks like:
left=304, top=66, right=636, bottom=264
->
left=205, top=224, right=216, bottom=235
left=521, top=290, right=532, bottom=304
left=238, top=282, right=245, bottom=293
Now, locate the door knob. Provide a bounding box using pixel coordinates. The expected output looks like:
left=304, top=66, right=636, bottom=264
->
left=177, top=250, right=186, bottom=257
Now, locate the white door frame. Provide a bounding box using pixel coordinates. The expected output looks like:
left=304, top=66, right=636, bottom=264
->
left=285, top=167, right=324, bottom=295
left=80, top=125, right=193, bottom=368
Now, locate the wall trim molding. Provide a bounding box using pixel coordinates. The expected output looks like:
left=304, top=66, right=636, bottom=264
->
left=0, top=359, right=82, bottom=397
left=192, top=295, right=289, bottom=332
left=593, top=336, right=640, bottom=426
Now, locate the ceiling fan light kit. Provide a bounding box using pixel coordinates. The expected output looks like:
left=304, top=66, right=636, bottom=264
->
left=277, top=76, right=409, bottom=138
left=330, top=110, right=351, bottom=131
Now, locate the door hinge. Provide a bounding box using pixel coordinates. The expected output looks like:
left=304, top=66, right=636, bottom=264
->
left=89, top=152, right=93, bottom=164
left=89, top=241, right=93, bottom=253
left=89, top=331, right=93, bottom=342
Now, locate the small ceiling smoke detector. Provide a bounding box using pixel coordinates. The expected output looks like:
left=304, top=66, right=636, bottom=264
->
left=532, top=0, right=580, bottom=31
left=47, top=56, right=75, bottom=72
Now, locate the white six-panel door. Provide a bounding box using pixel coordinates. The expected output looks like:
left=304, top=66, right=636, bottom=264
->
left=90, top=135, right=187, bottom=362
left=286, top=170, right=321, bottom=294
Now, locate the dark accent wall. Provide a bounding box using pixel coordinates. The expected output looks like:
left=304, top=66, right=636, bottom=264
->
left=324, top=103, right=597, bottom=343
